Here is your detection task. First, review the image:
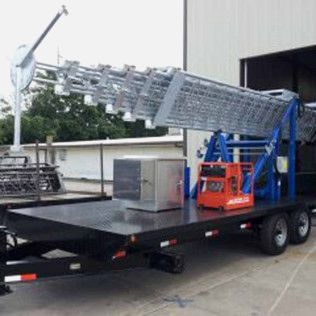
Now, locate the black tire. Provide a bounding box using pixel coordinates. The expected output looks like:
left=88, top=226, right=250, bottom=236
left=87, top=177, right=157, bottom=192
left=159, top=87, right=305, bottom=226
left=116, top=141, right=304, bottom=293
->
left=260, top=213, right=289, bottom=255
left=289, top=208, right=311, bottom=244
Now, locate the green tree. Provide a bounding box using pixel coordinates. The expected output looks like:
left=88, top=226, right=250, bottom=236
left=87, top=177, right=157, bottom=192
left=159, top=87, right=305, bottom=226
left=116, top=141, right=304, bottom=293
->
left=0, top=98, right=14, bottom=144
left=0, top=72, right=167, bottom=145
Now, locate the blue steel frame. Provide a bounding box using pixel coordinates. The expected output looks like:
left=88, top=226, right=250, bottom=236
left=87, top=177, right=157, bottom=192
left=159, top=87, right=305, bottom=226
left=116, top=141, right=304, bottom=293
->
left=190, top=98, right=299, bottom=201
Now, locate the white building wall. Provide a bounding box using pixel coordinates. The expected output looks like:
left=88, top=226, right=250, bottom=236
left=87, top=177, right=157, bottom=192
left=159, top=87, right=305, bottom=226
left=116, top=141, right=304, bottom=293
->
left=186, top=0, right=316, bottom=183
left=21, top=140, right=183, bottom=181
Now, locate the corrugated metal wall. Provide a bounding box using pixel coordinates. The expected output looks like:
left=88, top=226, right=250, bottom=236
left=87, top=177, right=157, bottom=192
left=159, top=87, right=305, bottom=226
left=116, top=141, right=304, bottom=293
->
left=186, top=0, right=316, bottom=183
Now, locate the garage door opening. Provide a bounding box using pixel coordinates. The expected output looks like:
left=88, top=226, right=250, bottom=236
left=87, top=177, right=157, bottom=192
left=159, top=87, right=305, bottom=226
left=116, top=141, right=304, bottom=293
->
left=240, top=45, right=316, bottom=103
left=240, top=46, right=316, bottom=192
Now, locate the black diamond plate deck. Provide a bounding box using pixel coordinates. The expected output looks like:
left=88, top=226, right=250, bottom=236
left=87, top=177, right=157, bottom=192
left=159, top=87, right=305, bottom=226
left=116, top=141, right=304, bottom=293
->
left=6, top=198, right=307, bottom=238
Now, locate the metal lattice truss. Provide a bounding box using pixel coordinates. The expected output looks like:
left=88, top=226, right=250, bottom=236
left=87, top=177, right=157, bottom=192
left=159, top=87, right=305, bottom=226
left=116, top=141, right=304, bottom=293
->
left=34, top=61, right=316, bottom=142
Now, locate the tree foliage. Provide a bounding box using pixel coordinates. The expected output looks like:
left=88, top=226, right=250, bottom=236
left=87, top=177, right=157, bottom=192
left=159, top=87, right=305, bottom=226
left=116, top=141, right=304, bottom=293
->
left=0, top=72, right=167, bottom=144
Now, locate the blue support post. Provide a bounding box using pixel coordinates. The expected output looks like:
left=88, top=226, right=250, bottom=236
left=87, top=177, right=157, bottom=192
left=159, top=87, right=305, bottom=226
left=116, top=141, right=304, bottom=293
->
left=184, top=167, right=190, bottom=198
left=275, top=137, right=281, bottom=200
left=255, top=186, right=269, bottom=198
left=218, top=133, right=231, bottom=162
left=204, top=135, right=217, bottom=162
left=242, top=98, right=299, bottom=195
left=288, top=102, right=297, bottom=199
left=243, top=142, right=275, bottom=194
left=267, top=153, right=276, bottom=200
left=267, top=155, right=273, bottom=199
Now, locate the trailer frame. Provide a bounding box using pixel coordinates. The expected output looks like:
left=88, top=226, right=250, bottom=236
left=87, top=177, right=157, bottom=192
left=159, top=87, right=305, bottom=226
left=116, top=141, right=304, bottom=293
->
left=0, top=195, right=314, bottom=296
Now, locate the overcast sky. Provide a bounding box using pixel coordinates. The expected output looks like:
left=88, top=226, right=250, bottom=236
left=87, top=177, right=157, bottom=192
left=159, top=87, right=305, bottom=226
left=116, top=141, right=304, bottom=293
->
left=0, top=0, right=183, bottom=101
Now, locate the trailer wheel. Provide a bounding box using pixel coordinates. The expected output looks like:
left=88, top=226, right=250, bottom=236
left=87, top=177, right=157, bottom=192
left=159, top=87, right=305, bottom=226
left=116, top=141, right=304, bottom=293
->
left=289, top=208, right=311, bottom=244
left=260, top=213, right=289, bottom=255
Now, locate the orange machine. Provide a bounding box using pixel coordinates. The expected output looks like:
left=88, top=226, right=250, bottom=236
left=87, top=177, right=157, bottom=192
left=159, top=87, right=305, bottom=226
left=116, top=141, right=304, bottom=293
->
left=197, top=162, right=254, bottom=211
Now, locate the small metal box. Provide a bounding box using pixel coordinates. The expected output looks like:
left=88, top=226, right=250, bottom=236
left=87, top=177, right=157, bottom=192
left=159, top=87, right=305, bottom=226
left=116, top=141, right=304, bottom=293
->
left=113, top=157, right=185, bottom=212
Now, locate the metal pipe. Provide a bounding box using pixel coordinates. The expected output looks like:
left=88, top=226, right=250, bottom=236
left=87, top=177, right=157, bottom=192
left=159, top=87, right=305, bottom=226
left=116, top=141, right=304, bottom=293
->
left=12, top=68, right=22, bottom=152
left=19, top=6, right=68, bottom=68
left=12, top=6, right=68, bottom=152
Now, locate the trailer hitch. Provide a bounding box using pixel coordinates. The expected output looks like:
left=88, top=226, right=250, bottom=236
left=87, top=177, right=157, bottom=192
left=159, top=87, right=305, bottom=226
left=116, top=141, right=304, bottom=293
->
left=149, top=251, right=184, bottom=274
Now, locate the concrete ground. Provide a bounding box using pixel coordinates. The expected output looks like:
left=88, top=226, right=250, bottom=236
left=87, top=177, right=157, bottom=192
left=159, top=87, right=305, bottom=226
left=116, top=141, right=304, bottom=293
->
left=1, top=225, right=315, bottom=316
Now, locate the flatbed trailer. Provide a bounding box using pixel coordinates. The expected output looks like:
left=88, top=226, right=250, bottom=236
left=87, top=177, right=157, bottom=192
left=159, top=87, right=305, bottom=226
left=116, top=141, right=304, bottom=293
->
left=4, top=5, right=316, bottom=299
left=0, top=196, right=315, bottom=295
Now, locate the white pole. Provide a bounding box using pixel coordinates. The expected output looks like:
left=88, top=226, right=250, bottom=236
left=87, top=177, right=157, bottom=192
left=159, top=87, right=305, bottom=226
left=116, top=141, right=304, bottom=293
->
left=11, top=67, right=22, bottom=153
left=9, top=6, right=68, bottom=154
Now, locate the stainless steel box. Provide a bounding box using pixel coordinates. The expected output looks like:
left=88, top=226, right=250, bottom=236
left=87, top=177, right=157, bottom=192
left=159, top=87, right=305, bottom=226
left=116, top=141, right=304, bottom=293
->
left=113, top=158, right=185, bottom=212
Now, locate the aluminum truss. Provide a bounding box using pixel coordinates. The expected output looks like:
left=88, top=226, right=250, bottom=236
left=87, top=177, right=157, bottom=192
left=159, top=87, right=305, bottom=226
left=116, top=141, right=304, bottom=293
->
left=33, top=61, right=316, bottom=143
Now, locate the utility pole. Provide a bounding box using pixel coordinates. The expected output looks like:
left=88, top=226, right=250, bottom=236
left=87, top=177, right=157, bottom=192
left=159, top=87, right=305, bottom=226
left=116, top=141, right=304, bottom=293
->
left=10, top=6, right=68, bottom=153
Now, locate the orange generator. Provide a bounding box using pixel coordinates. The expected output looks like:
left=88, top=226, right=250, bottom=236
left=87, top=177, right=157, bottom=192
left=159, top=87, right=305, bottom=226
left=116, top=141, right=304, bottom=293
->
left=197, top=162, right=254, bottom=211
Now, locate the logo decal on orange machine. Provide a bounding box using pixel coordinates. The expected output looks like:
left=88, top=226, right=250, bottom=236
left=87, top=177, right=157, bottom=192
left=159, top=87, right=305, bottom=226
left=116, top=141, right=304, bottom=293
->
left=227, top=196, right=250, bottom=205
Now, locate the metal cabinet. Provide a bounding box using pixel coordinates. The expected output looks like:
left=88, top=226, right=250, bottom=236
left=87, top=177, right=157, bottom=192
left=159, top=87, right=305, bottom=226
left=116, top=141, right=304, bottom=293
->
left=113, top=158, right=185, bottom=212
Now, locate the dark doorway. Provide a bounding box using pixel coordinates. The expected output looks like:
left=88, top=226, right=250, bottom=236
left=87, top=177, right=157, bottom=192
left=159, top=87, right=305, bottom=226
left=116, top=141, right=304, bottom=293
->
left=240, top=45, right=316, bottom=103
left=240, top=46, right=316, bottom=179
